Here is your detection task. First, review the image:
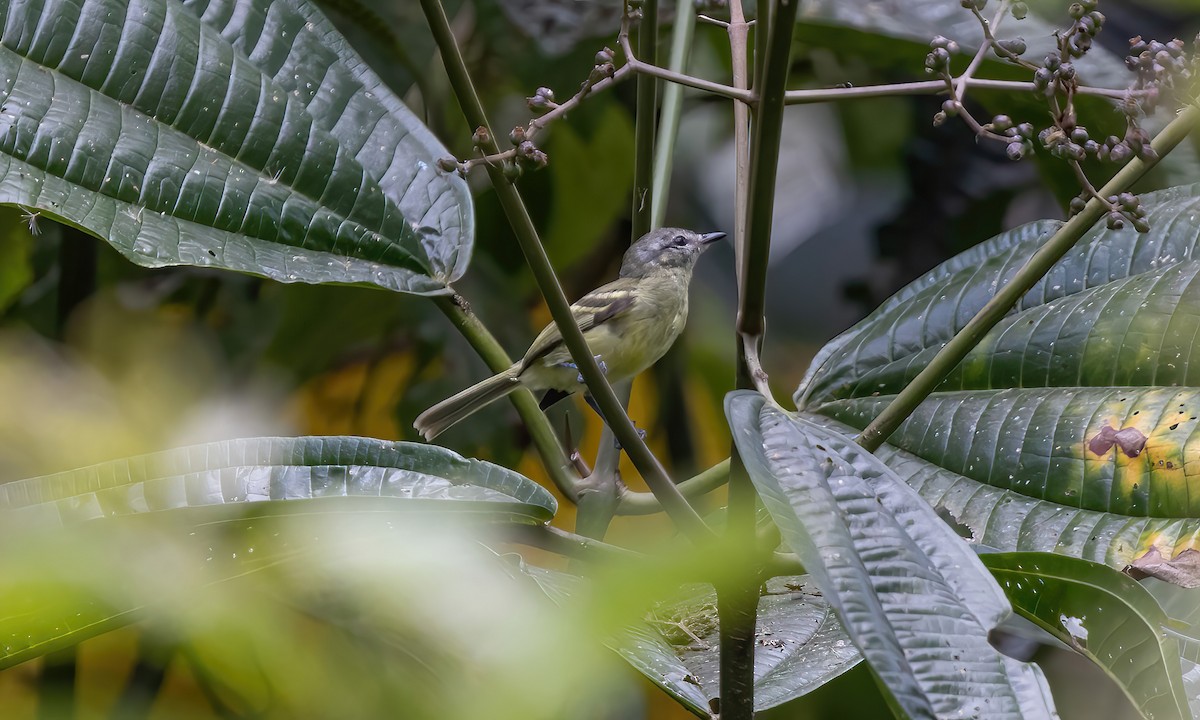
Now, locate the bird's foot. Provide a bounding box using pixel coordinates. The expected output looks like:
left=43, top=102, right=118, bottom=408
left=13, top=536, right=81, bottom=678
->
left=558, top=355, right=607, bottom=384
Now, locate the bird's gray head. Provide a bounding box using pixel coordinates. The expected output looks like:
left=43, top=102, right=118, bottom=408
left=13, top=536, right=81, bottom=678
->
left=618, top=228, right=726, bottom=279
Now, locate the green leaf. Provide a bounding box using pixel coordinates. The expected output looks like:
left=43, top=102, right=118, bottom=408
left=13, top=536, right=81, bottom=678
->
left=0, top=437, right=554, bottom=668
left=0, top=0, right=472, bottom=295
left=0, top=436, right=557, bottom=527
left=513, top=560, right=862, bottom=718
left=980, top=552, right=1191, bottom=720
left=799, top=184, right=1200, bottom=404
left=726, top=391, right=1058, bottom=718
left=801, top=183, right=1200, bottom=586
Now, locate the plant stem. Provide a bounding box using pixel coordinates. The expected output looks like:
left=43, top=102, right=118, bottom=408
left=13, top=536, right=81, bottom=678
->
left=721, top=0, right=799, bottom=717
left=649, top=0, right=697, bottom=229
left=503, top=523, right=640, bottom=562
left=730, top=4, right=752, bottom=286
left=419, top=0, right=713, bottom=542
left=433, top=294, right=581, bottom=500
left=954, top=1, right=1011, bottom=102
left=615, top=458, right=730, bottom=514
left=857, top=103, right=1200, bottom=452
left=783, top=78, right=1131, bottom=104
left=631, top=0, right=660, bottom=239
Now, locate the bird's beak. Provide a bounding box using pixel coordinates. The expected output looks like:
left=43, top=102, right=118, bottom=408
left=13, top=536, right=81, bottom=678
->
left=699, top=231, right=726, bottom=245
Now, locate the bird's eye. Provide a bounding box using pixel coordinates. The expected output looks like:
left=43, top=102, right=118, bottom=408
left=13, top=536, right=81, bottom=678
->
left=671, top=235, right=688, bottom=247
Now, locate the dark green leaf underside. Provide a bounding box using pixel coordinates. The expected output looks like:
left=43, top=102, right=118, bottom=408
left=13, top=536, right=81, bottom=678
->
left=727, top=392, right=1057, bottom=719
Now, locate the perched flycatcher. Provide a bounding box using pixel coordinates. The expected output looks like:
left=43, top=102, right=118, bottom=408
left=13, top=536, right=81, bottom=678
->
left=414, top=227, right=725, bottom=440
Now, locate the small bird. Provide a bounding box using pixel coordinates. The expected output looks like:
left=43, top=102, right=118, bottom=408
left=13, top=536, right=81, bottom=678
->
left=414, top=227, right=726, bottom=440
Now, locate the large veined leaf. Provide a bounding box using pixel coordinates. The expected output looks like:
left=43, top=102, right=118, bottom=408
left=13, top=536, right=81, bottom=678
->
left=0, top=0, right=472, bottom=295
left=727, top=391, right=1058, bottom=719
left=0, top=436, right=556, bottom=527
left=513, top=560, right=862, bottom=718
left=980, top=552, right=1191, bottom=720
left=0, top=437, right=553, bottom=668
left=801, top=183, right=1200, bottom=586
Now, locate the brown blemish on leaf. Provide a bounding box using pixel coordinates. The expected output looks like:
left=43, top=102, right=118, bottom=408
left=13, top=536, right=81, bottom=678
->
left=1087, top=425, right=1148, bottom=458
left=1127, top=547, right=1200, bottom=588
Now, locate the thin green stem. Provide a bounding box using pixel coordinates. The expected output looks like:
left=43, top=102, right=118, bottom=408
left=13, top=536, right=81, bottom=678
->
left=419, top=0, right=713, bottom=543
left=616, top=458, right=731, bottom=514
left=433, top=295, right=580, bottom=500
left=649, top=0, right=696, bottom=229
left=857, top=103, right=1200, bottom=452
left=631, top=0, right=660, bottom=239
left=720, top=0, right=799, bottom=717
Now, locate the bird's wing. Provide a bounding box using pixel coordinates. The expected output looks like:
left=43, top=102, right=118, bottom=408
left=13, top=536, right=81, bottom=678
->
left=518, top=281, right=637, bottom=371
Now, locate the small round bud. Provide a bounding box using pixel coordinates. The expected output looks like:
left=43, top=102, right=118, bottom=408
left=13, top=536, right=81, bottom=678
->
left=1117, top=192, right=1139, bottom=210
left=930, top=35, right=951, bottom=49
left=1070, top=127, right=1090, bottom=144
left=1087, top=11, right=1105, bottom=28
left=1132, top=217, right=1151, bottom=233
left=1080, top=0, right=1097, bottom=9
left=1069, top=196, right=1087, bottom=214
left=1106, top=212, right=1126, bottom=230
left=1083, top=139, right=1100, bottom=156
left=436, top=157, right=459, bottom=173
left=595, top=47, right=615, bottom=65
left=1033, top=67, right=1052, bottom=90
left=1016, top=122, right=1035, bottom=139
left=517, top=140, right=537, bottom=158
left=1139, top=145, right=1159, bottom=162
left=1110, top=143, right=1132, bottom=162
left=932, top=111, right=948, bottom=127
left=509, top=126, right=527, bottom=145
left=472, top=126, right=491, bottom=146
left=942, top=99, right=962, bottom=117
left=1011, top=1, right=1028, bottom=19
left=996, top=38, right=1027, bottom=56
left=502, top=160, right=523, bottom=181
left=1006, top=142, right=1026, bottom=160
left=960, top=0, right=987, bottom=10
left=991, top=114, right=1014, bottom=132
left=1068, top=2, right=1085, bottom=20
left=527, top=87, right=557, bottom=111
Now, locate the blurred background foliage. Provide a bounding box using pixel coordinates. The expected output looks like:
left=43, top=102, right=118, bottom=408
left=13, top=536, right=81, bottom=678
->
left=3, top=0, right=1200, bottom=717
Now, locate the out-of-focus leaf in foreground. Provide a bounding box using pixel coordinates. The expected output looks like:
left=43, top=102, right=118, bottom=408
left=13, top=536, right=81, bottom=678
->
left=0, top=513, right=618, bottom=720
left=727, top=391, right=1058, bottom=718
left=0, top=436, right=555, bottom=668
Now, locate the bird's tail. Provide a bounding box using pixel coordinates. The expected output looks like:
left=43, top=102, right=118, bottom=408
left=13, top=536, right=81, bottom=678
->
left=414, top=369, right=522, bottom=440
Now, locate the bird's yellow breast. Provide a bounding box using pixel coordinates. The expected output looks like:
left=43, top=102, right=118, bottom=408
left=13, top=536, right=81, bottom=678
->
left=532, top=272, right=690, bottom=391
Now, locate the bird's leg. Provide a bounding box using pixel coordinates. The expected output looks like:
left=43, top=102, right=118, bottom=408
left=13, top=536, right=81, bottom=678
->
left=557, top=355, right=608, bottom=384
left=582, top=395, right=646, bottom=449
